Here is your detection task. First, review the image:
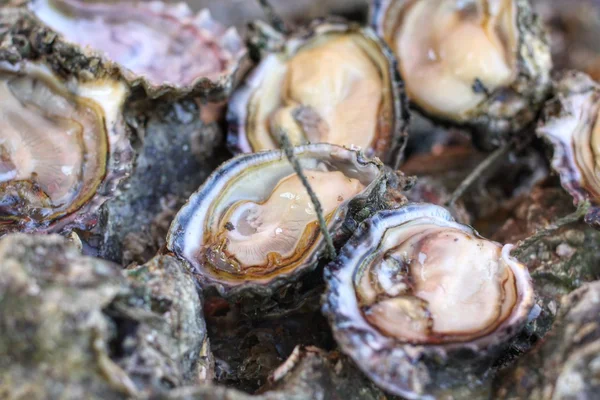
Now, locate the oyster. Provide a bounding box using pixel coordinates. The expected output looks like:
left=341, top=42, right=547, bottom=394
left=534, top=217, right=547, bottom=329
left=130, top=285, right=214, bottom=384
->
left=323, top=203, right=534, bottom=398
left=167, top=144, right=400, bottom=298
left=371, top=0, right=552, bottom=148
left=0, top=234, right=212, bottom=398
left=227, top=20, right=409, bottom=164
left=27, top=0, right=248, bottom=100
left=537, top=71, right=600, bottom=226
left=0, top=60, right=131, bottom=235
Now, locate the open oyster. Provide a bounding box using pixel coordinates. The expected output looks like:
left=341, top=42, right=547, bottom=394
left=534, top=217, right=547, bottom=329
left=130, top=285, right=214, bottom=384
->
left=323, top=203, right=534, bottom=398
left=167, top=144, right=397, bottom=297
left=227, top=20, right=408, bottom=164
left=537, top=71, right=600, bottom=226
left=27, top=0, right=248, bottom=100
left=371, top=0, right=552, bottom=148
left=0, top=60, right=131, bottom=235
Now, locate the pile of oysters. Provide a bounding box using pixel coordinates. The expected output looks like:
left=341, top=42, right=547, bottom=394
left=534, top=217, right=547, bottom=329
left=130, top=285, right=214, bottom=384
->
left=1, top=0, right=600, bottom=399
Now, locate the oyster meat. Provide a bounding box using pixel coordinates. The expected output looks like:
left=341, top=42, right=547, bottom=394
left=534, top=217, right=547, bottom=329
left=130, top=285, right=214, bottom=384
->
left=167, top=144, right=393, bottom=297
left=537, top=71, right=600, bottom=226
left=371, top=0, right=552, bottom=147
left=227, top=21, right=408, bottom=164
left=0, top=61, right=131, bottom=235
left=28, top=0, right=248, bottom=99
left=323, top=203, right=534, bottom=398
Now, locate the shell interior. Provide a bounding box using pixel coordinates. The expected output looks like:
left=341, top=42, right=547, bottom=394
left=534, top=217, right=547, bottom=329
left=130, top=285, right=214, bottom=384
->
left=0, top=61, right=130, bottom=234
left=167, top=144, right=383, bottom=291
left=538, top=72, right=600, bottom=208
left=30, top=0, right=246, bottom=92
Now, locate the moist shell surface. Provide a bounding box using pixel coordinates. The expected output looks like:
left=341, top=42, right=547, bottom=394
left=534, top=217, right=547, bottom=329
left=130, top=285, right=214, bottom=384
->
left=25, top=0, right=249, bottom=100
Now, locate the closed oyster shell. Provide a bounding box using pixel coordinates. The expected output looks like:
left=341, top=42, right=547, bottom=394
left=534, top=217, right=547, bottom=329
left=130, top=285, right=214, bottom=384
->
left=0, top=58, right=132, bottom=236
left=0, top=234, right=212, bottom=398
left=227, top=20, right=409, bottom=165
left=323, top=203, right=534, bottom=399
left=537, top=71, right=600, bottom=226
left=167, top=144, right=406, bottom=298
left=371, top=0, right=552, bottom=148
left=20, top=0, right=249, bottom=100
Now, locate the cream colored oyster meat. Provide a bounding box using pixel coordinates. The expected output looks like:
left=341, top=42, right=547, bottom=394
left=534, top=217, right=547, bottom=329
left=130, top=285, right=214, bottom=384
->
left=391, top=0, right=518, bottom=120
left=246, top=33, right=393, bottom=152
left=323, top=204, right=535, bottom=398
left=356, top=218, right=519, bottom=343
left=0, top=64, right=128, bottom=232
left=206, top=170, right=364, bottom=279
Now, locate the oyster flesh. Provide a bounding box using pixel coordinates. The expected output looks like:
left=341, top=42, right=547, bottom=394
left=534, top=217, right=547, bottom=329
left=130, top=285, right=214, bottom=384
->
left=27, top=0, right=248, bottom=100
left=167, top=144, right=396, bottom=298
left=323, top=203, right=534, bottom=398
left=371, top=0, right=552, bottom=148
left=227, top=20, right=408, bottom=164
left=537, top=71, right=600, bottom=226
left=0, top=60, right=131, bottom=235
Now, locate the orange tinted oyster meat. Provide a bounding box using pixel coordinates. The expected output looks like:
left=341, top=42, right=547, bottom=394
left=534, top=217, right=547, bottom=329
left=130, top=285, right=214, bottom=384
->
left=0, top=61, right=131, bottom=235
left=227, top=21, right=408, bottom=164
left=167, top=144, right=394, bottom=297
left=323, top=204, right=534, bottom=398
left=371, top=0, right=552, bottom=148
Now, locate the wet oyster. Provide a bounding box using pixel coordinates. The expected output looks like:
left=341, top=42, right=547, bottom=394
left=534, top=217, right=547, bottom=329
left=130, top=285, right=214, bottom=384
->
left=0, top=60, right=131, bottom=235
left=227, top=21, right=408, bottom=164
left=27, top=0, right=248, bottom=100
left=371, top=0, right=552, bottom=148
left=323, top=204, right=534, bottom=398
left=167, top=144, right=399, bottom=297
left=537, top=71, right=600, bottom=226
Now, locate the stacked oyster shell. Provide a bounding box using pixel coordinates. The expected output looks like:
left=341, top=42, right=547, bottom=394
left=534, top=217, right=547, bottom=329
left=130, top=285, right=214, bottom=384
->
left=3, top=0, right=600, bottom=399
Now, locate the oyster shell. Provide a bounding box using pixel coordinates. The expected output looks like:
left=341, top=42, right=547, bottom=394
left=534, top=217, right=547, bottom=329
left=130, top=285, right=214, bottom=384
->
left=323, top=203, right=534, bottom=398
left=371, top=0, right=552, bottom=148
left=25, top=0, right=248, bottom=100
left=227, top=20, right=409, bottom=164
left=167, top=144, right=400, bottom=298
left=0, top=60, right=132, bottom=235
left=536, top=71, right=600, bottom=226
left=0, top=234, right=211, bottom=398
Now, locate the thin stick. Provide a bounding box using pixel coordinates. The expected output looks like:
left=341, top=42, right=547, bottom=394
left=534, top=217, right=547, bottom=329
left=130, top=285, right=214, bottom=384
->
left=512, top=200, right=591, bottom=259
left=257, top=0, right=289, bottom=34
left=279, top=131, right=337, bottom=260
left=445, top=139, right=515, bottom=207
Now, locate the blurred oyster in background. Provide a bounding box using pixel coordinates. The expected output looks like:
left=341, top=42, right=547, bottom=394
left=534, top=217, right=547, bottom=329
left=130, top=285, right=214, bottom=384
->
left=533, top=0, right=600, bottom=81
left=0, top=60, right=132, bottom=236
left=372, top=0, right=552, bottom=148
left=28, top=0, right=249, bottom=100
left=323, top=204, right=534, bottom=398
left=537, top=71, right=600, bottom=226
left=0, top=234, right=211, bottom=399
left=167, top=144, right=407, bottom=298
left=494, top=281, right=600, bottom=399
left=228, top=20, right=408, bottom=165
